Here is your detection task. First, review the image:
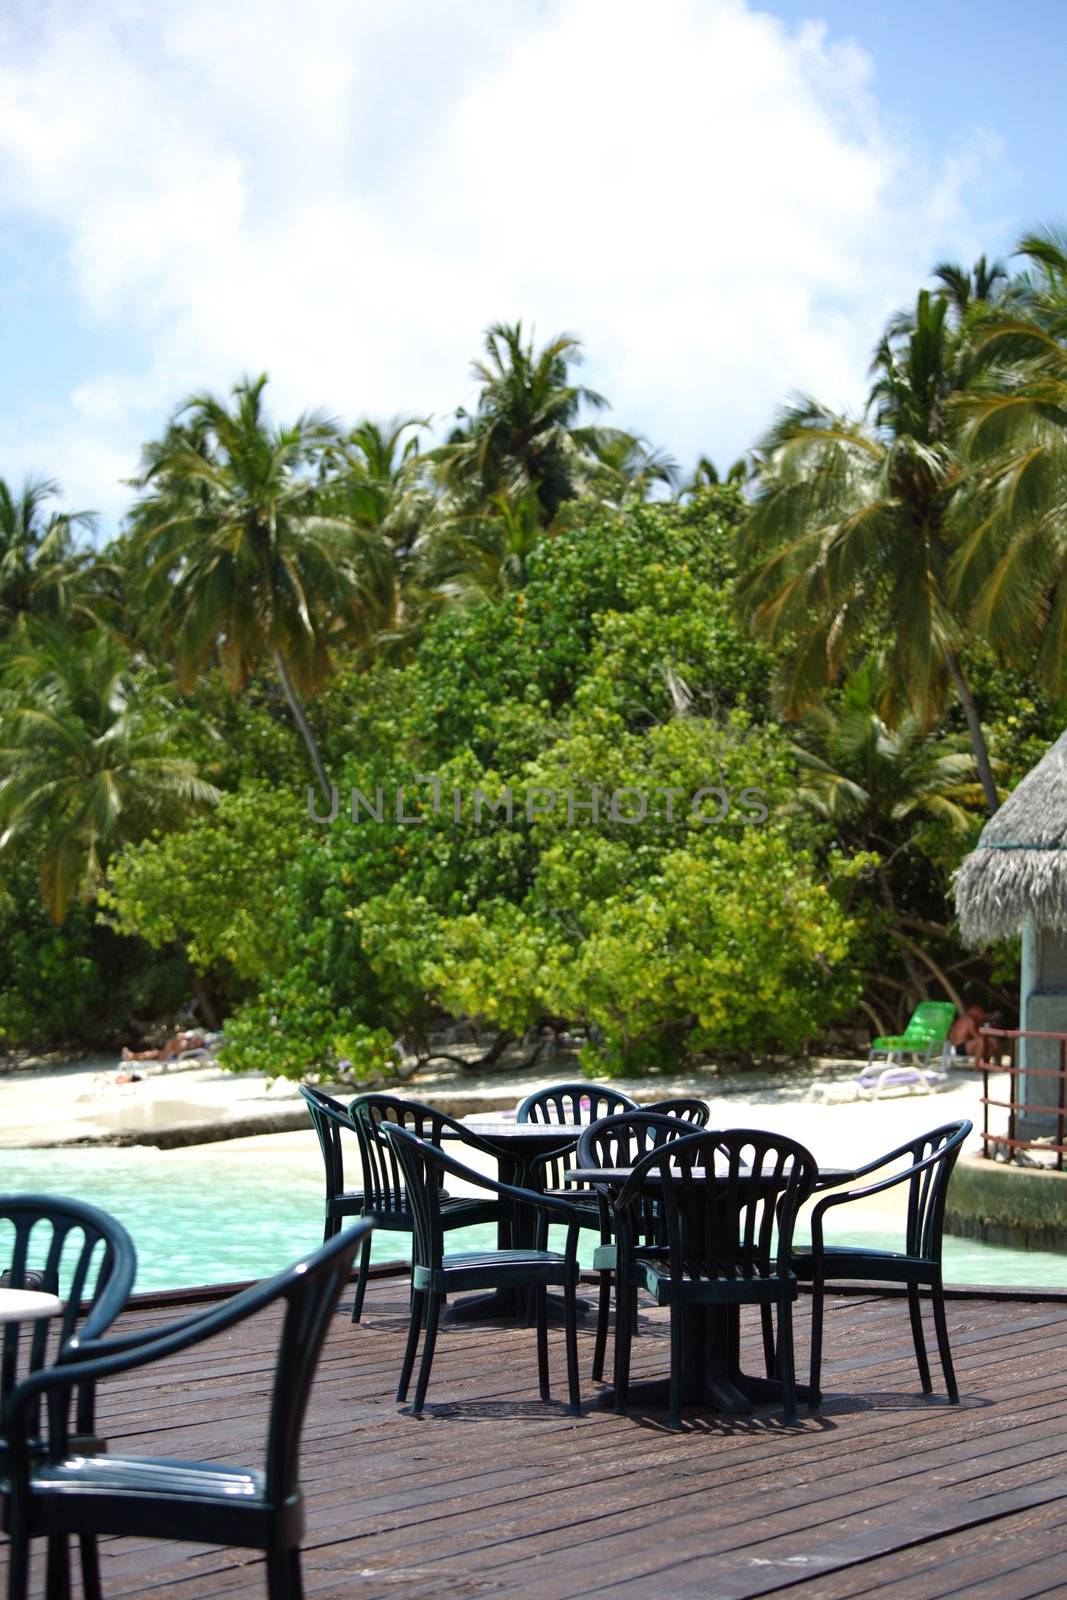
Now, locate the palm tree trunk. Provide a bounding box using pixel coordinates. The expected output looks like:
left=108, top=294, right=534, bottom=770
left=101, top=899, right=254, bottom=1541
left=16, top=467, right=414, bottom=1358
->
left=945, top=648, right=998, bottom=815
left=878, top=867, right=926, bottom=1011
left=272, top=649, right=331, bottom=800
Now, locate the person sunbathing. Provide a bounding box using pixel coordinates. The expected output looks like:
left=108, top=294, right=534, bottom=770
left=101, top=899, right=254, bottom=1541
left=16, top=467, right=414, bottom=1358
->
left=121, top=1029, right=205, bottom=1063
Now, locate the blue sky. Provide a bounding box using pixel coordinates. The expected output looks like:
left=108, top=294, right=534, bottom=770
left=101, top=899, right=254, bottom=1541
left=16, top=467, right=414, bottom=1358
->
left=765, top=0, right=1067, bottom=237
left=0, top=0, right=1063, bottom=532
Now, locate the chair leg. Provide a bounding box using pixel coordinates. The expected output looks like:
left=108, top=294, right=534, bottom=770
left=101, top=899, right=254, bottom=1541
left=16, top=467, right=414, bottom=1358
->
left=931, top=1278, right=959, bottom=1403
left=564, top=1277, right=581, bottom=1416
left=397, top=1288, right=424, bottom=1401
left=350, top=1231, right=373, bottom=1323
left=79, top=1535, right=103, bottom=1600
left=907, top=1282, right=933, bottom=1394
left=761, top=1303, right=776, bottom=1377
left=808, top=1275, right=825, bottom=1411
left=592, top=1270, right=611, bottom=1382
left=266, top=1549, right=304, bottom=1600
left=668, top=1306, right=682, bottom=1431
left=536, top=1286, right=550, bottom=1402
left=45, top=1535, right=71, bottom=1600
left=412, top=1292, right=442, bottom=1415
left=777, top=1297, right=798, bottom=1426
left=6, top=1507, right=30, bottom=1600
left=613, top=1280, right=634, bottom=1416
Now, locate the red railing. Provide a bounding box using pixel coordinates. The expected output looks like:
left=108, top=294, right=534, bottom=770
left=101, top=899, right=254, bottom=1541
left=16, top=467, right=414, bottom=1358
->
left=978, top=1027, right=1067, bottom=1169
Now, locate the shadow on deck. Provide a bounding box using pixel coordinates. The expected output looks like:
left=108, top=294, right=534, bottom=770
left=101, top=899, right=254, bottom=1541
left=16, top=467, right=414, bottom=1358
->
left=4, top=1275, right=1067, bottom=1598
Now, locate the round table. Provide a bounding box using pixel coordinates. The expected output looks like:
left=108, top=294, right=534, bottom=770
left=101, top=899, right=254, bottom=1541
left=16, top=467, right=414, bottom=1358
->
left=0, top=1287, right=63, bottom=1324
left=567, top=1162, right=851, bottom=1416
left=440, top=1119, right=588, bottom=1324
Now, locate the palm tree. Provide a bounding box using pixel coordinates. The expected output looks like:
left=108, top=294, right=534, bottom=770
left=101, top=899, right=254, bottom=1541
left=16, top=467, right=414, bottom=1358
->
left=588, top=436, right=679, bottom=503
left=424, top=489, right=544, bottom=601
left=794, top=667, right=982, bottom=846
left=318, top=417, right=440, bottom=657
left=431, top=322, right=634, bottom=525
left=932, top=255, right=1008, bottom=318
left=683, top=455, right=751, bottom=493
left=951, top=230, right=1067, bottom=692
left=127, top=375, right=383, bottom=797
left=793, top=665, right=984, bottom=1014
left=0, top=476, right=99, bottom=635
left=741, top=274, right=1004, bottom=813
left=0, top=623, right=217, bottom=920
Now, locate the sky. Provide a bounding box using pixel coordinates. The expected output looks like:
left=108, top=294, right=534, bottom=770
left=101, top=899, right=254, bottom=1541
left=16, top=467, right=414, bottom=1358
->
left=1, top=0, right=1065, bottom=532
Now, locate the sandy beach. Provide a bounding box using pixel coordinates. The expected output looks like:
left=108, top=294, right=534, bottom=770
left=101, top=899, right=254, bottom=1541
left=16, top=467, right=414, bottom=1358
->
left=0, top=1053, right=1000, bottom=1237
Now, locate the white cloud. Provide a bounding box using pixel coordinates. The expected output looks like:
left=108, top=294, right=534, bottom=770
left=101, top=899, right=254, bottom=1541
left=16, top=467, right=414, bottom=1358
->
left=0, top=0, right=1004, bottom=524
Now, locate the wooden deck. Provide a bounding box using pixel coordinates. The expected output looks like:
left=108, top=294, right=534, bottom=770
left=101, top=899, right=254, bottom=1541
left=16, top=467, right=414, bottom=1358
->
left=6, top=1274, right=1067, bottom=1599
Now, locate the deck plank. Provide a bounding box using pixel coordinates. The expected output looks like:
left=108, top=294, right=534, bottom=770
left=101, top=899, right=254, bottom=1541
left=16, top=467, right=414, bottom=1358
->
left=2, top=1281, right=1067, bottom=1599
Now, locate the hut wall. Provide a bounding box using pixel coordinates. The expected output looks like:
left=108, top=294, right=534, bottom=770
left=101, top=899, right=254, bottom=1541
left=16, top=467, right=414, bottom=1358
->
left=1020, top=920, right=1067, bottom=1137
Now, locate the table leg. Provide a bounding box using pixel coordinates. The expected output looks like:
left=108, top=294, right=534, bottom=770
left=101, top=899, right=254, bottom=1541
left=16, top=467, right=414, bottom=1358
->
left=597, top=1302, right=814, bottom=1415
left=597, top=1304, right=752, bottom=1413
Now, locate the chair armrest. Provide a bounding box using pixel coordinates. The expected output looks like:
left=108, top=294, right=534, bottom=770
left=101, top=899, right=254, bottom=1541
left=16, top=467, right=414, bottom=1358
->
left=809, top=1140, right=961, bottom=1231
left=59, top=1308, right=211, bottom=1362
left=521, top=1142, right=580, bottom=1189
left=383, top=1127, right=588, bottom=1226
left=829, top=1132, right=946, bottom=1185
left=613, top=1144, right=669, bottom=1215
left=446, top=1121, right=537, bottom=1164
left=2, top=1270, right=305, bottom=1454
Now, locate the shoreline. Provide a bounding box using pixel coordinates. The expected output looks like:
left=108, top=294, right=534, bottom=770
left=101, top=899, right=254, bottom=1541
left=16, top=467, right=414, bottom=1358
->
left=0, top=1052, right=997, bottom=1175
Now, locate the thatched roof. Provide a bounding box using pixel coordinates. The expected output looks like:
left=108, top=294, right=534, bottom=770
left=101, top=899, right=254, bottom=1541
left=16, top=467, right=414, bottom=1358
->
left=954, top=729, right=1067, bottom=946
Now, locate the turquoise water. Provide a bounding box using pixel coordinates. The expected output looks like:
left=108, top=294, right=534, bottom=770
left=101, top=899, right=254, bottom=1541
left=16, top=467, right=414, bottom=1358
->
left=1, top=1145, right=1064, bottom=1293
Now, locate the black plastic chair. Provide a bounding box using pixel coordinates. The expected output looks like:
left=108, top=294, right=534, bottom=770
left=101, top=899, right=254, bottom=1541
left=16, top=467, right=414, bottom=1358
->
left=382, top=1125, right=583, bottom=1417
left=576, top=1113, right=700, bottom=1382
left=0, top=1195, right=137, bottom=1600
left=793, top=1119, right=971, bottom=1409
left=613, top=1130, right=817, bottom=1427
left=1, top=1220, right=372, bottom=1600
left=516, top=1082, right=640, bottom=1208
left=516, top=1081, right=640, bottom=1130
left=348, top=1094, right=506, bottom=1323
left=642, top=1098, right=710, bottom=1125
left=298, top=1085, right=365, bottom=1242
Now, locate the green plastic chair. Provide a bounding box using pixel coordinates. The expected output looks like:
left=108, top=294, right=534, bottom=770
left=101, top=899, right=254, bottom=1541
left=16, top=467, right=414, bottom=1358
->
left=858, top=1001, right=957, bottom=1096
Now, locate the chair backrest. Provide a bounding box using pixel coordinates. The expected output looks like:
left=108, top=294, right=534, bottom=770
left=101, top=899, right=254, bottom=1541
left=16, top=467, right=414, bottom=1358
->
left=299, top=1085, right=355, bottom=1203
left=377, top=1124, right=455, bottom=1274
left=902, top=1001, right=957, bottom=1044
left=0, top=1195, right=136, bottom=1434
left=517, top=1083, right=640, bottom=1190
left=577, top=1112, right=701, bottom=1238
left=622, top=1130, right=817, bottom=1282
left=516, top=1082, right=640, bottom=1125
left=900, top=1121, right=971, bottom=1261
left=349, top=1094, right=479, bottom=1216
left=265, top=1221, right=372, bottom=1505
left=576, top=1111, right=701, bottom=1171
left=642, top=1098, right=710, bottom=1126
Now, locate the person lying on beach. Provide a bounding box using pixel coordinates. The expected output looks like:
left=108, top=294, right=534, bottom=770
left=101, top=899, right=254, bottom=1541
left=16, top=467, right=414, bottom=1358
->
left=121, top=1029, right=206, bottom=1063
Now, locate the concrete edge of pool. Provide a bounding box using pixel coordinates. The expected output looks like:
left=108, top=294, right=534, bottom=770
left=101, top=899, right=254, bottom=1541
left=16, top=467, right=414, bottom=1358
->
left=115, top=1259, right=1067, bottom=1315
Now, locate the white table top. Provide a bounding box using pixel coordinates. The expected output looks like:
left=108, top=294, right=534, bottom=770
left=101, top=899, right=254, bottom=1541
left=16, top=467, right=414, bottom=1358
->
left=0, top=1287, right=63, bottom=1324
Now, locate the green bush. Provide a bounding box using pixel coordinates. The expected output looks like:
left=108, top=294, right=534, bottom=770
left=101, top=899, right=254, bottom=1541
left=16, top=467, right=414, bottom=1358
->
left=215, top=490, right=866, bottom=1077
left=0, top=855, right=186, bottom=1049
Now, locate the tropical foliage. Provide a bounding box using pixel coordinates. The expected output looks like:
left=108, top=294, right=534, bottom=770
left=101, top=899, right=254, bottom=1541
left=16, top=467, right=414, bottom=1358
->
left=740, top=272, right=1006, bottom=812
left=4, top=258, right=1067, bottom=1072
left=0, top=623, right=217, bottom=921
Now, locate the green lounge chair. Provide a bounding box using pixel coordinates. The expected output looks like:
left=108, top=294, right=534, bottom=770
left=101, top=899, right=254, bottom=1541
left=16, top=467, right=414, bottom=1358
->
left=858, top=1001, right=957, bottom=1097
